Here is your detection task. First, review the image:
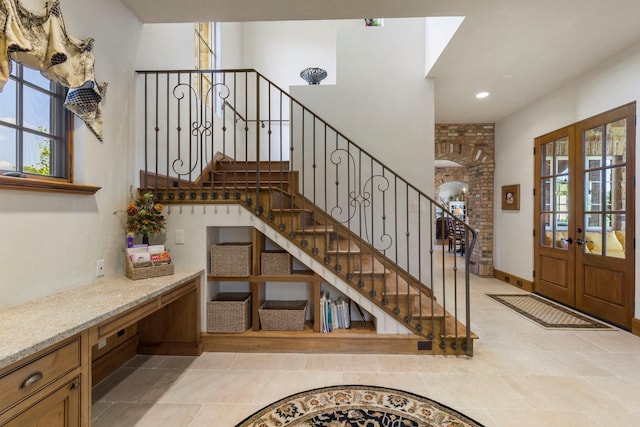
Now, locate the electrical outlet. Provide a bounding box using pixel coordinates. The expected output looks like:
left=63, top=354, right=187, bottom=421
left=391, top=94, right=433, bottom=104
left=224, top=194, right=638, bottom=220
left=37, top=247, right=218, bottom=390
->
left=96, top=259, right=105, bottom=277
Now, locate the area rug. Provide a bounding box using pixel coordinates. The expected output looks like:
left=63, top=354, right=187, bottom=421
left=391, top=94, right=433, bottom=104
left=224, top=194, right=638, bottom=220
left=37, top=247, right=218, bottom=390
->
left=235, top=384, right=484, bottom=426
left=487, top=294, right=612, bottom=329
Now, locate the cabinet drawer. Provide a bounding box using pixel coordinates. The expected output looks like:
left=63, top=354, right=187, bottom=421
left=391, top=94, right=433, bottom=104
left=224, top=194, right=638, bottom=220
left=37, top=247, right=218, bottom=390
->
left=160, top=280, right=196, bottom=306
left=0, top=338, right=81, bottom=412
left=96, top=299, right=159, bottom=340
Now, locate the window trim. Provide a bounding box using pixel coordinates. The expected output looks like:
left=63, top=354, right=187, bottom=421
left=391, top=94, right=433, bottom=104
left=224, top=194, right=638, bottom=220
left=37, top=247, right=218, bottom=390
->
left=0, top=174, right=101, bottom=194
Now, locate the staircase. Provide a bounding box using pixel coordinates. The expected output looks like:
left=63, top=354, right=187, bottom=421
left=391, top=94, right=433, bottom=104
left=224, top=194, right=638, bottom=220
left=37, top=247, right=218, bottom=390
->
left=136, top=69, right=478, bottom=356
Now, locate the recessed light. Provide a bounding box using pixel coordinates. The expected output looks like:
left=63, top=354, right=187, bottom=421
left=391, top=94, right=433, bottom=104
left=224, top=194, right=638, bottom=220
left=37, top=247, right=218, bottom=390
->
left=501, top=74, right=512, bottom=79
left=476, top=91, right=489, bottom=99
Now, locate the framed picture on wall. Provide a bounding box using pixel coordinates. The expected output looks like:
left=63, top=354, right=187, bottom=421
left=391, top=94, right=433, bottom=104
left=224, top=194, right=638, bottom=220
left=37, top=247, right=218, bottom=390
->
left=502, top=184, right=520, bottom=210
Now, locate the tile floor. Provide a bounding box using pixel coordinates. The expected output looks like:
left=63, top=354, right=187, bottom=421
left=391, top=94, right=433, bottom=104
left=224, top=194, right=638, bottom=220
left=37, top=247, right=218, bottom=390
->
left=92, top=261, right=640, bottom=426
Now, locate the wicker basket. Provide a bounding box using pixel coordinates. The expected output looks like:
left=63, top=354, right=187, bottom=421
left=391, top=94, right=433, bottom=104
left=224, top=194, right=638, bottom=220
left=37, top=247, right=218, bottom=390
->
left=207, top=293, right=252, bottom=333
left=125, top=255, right=174, bottom=280
left=261, top=251, right=292, bottom=275
left=259, top=300, right=307, bottom=331
left=211, top=243, right=252, bottom=276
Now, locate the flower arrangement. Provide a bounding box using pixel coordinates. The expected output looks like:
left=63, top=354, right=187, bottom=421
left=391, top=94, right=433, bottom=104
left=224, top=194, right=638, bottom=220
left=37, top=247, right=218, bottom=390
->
left=116, top=189, right=165, bottom=239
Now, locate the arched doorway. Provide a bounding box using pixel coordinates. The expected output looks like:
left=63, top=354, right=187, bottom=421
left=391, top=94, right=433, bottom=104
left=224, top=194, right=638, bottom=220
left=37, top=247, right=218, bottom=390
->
left=435, top=124, right=495, bottom=277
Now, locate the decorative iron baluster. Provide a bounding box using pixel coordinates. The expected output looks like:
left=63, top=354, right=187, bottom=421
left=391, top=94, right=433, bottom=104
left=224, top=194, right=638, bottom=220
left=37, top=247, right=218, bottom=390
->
left=311, top=116, right=318, bottom=254
left=300, top=108, right=306, bottom=247
left=404, top=184, right=410, bottom=322
left=278, top=90, right=285, bottom=228
left=267, top=79, right=272, bottom=220
left=165, top=73, right=170, bottom=196
left=393, top=176, right=399, bottom=315
left=143, top=73, right=148, bottom=189
left=288, top=98, right=295, bottom=238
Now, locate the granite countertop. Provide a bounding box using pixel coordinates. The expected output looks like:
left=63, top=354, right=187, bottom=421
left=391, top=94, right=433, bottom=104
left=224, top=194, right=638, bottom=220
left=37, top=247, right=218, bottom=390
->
left=0, top=268, right=204, bottom=370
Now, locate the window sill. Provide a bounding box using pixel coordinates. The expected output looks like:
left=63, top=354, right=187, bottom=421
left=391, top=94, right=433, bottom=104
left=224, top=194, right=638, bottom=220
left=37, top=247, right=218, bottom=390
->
left=0, top=175, right=101, bottom=195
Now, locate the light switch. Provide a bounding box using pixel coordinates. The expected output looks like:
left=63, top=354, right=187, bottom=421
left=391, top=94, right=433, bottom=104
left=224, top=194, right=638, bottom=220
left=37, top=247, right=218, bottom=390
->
left=175, top=229, right=185, bottom=244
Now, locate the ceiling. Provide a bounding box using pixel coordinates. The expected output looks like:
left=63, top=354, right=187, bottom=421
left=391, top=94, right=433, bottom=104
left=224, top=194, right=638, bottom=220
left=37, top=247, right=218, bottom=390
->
left=120, top=0, right=640, bottom=124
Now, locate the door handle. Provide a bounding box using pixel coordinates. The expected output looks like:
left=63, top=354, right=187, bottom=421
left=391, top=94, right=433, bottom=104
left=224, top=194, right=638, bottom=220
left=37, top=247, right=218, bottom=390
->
left=561, top=237, right=573, bottom=244
left=574, top=238, right=584, bottom=246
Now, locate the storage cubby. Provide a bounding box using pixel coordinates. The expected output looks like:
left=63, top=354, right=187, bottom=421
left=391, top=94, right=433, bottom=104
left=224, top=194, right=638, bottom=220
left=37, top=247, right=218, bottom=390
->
left=205, top=226, right=374, bottom=335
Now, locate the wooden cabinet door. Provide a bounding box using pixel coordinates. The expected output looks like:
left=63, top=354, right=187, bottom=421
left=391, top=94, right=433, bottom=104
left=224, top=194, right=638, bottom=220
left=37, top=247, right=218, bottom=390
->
left=4, top=377, right=80, bottom=427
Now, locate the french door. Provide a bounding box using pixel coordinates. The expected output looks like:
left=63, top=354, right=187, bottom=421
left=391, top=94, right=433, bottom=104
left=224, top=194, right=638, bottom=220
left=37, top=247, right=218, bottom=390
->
left=534, top=103, right=635, bottom=329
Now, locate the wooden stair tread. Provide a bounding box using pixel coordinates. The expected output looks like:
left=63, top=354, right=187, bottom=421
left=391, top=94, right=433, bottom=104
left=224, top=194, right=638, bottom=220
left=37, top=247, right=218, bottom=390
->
left=205, top=181, right=291, bottom=189
left=441, top=316, right=478, bottom=340
left=216, top=160, right=290, bottom=171
left=412, top=307, right=446, bottom=320
left=154, top=185, right=288, bottom=192
left=353, top=256, right=387, bottom=275
left=295, top=225, right=335, bottom=233
left=271, top=208, right=313, bottom=213
left=327, top=239, right=361, bottom=254
left=210, top=175, right=291, bottom=183
left=412, top=295, right=446, bottom=318
left=354, top=273, right=419, bottom=296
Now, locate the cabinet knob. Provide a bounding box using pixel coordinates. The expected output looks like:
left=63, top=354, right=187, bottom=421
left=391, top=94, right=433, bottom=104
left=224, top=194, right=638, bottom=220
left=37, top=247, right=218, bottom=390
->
left=70, top=381, right=81, bottom=391
left=20, top=371, right=43, bottom=389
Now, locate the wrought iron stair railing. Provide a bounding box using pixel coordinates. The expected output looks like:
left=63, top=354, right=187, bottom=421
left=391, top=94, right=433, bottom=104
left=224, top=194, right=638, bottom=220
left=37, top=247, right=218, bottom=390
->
left=135, top=69, right=478, bottom=356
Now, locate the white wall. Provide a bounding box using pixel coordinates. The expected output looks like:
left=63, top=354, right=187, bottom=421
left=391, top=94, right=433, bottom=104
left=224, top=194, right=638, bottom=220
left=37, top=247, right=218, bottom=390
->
left=0, top=0, right=143, bottom=308
left=238, top=20, right=361, bottom=88
left=291, top=18, right=434, bottom=195
left=135, top=23, right=195, bottom=70
left=219, top=23, right=243, bottom=69
left=494, top=40, right=640, bottom=315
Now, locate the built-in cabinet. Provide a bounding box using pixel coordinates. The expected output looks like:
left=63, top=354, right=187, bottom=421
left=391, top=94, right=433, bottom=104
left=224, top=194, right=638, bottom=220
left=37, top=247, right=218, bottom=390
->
left=0, top=333, right=86, bottom=426
left=206, top=226, right=371, bottom=335
left=0, top=274, right=202, bottom=426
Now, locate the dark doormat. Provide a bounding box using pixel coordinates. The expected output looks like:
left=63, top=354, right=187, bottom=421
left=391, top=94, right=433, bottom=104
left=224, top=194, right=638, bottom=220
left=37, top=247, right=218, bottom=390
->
left=487, top=294, right=613, bottom=329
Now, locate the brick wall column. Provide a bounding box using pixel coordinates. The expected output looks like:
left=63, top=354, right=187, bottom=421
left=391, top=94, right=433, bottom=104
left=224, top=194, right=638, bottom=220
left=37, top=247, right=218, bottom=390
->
left=435, top=124, right=495, bottom=277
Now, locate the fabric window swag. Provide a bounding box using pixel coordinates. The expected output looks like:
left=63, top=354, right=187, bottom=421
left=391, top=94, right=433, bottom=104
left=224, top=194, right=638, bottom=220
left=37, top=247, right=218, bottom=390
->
left=0, top=0, right=107, bottom=141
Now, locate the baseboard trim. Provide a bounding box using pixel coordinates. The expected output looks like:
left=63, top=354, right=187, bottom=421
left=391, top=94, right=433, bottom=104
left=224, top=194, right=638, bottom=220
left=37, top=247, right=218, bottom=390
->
left=202, top=332, right=428, bottom=355
left=632, top=318, right=640, bottom=337
left=493, top=269, right=534, bottom=292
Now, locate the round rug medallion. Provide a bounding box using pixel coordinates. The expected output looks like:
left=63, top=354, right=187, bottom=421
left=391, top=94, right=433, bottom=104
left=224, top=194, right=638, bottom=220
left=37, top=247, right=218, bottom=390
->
left=235, top=384, right=484, bottom=426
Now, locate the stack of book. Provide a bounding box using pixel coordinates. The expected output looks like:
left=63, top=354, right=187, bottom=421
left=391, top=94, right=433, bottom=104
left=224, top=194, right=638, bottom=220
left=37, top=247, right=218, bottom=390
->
left=320, top=291, right=351, bottom=333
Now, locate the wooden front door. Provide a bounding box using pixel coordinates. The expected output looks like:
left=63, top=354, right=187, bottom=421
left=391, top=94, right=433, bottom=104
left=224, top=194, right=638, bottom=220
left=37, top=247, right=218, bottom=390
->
left=534, top=103, right=635, bottom=329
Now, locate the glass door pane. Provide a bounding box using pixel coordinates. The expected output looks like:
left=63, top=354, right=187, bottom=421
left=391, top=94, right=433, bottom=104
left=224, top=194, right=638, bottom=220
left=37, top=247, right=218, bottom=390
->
left=539, top=137, right=570, bottom=250
left=583, top=119, right=627, bottom=258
